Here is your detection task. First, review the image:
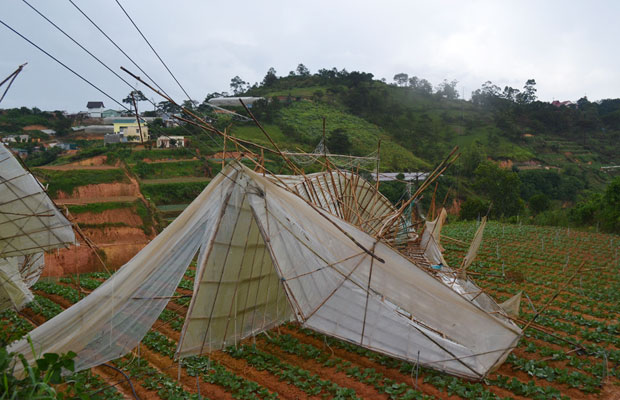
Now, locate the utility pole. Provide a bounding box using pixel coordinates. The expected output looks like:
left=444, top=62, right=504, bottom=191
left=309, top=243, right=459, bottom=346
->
left=131, top=91, right=144, bottom=144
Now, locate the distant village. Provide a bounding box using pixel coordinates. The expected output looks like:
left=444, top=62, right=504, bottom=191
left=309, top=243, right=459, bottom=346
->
left=0, top=96, right=263, bottom=159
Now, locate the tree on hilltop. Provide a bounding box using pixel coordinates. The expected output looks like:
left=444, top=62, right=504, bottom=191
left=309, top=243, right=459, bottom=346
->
left=262, top=67, right=278, bottom=87
left=230, top=76, right=248, bottom=95
left=393, top=73, right=409, bottom=87
left=516, top=79, right=537, bottom=104
left=436, top=79, right=459, bottom=100
left=296, top=63, right=310, bottom=76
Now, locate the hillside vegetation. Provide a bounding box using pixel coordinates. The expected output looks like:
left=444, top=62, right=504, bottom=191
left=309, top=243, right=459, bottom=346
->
left=2, top=65, right=619, bottom=232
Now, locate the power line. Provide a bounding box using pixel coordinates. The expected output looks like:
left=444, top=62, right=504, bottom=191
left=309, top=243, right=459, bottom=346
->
left=21, top=0, right=137, bottom=92
left=68, top=0, right=249, bottom=122
left=0, top=18, right=128, bottom=110
left=17, top=0, right=221, bottom=145
left=13, top=1, right=231, bottom=145
left=113, top=0, right=192, bottom=101
left=64, top=0, right=224, bottom=143
left=20, top=0, right=173, bottom=117
left=66, top=0, right=171, bottom=99
left=2, top=13, right=217, bottom=151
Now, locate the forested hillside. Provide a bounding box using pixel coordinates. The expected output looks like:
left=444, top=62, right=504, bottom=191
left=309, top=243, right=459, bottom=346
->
left=1, top=65, right=618, bottom=232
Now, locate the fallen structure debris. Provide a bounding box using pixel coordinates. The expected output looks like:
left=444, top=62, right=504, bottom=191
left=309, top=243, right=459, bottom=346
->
left=0, top=143, right=75, bottom=311
left=9, top=162, right=522, bottom=380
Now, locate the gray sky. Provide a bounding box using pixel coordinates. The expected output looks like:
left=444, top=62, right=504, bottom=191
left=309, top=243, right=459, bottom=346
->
left=1, top=0, right=619, bottom=112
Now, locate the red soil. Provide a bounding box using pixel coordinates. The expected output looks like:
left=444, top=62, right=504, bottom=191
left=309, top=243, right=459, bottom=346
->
left=54, top=182, right=140, bottom=200
left=73, top=208, right=144, bottom=227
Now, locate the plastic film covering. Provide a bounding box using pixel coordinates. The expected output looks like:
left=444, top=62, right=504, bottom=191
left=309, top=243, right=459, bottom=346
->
left=8, top=162, right=521, bottom=380
left=419, top=209, right=448, bottom=266
left=177, top=173, right=291, bottom=357
left=8, top=170, right=234, bottom=374
left=242, top=166, right=521, bottom=379
left=0, top=257, right=33, bottom=311
left=0, top=144, right=75, bottom=258
left=499, top=291, right=522, bottom=318
left=461, top=216, right=487, bottom=271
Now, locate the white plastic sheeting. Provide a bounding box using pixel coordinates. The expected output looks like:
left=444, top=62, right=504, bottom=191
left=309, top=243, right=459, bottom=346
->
left=270, top=170, right=399, bottom=237
left=178, top=173, right=292, bottom=357
left=0, top=144, right=75, bottom=311
left=0, top=144, right=74, bottom=258
left=9, top=162, right=521, bottom=380
left=17, top=252, right=45, bottom=288
left=179, top=163, right=522, bottom=379
left=419, top=208, right=448, bottom=266
left=0, top=257, right=33, bottom=311
left=461, top=216, right=487, bottom=271
left=500, top=291, right=522, bottom=318
left=8, top=170, right=233, bottom=373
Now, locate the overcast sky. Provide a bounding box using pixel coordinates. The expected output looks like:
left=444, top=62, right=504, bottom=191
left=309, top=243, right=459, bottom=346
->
left=1, top=0, right=619, bottom=112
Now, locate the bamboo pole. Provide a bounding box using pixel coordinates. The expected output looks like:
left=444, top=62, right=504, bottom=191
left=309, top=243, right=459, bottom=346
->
left=122, top=66, right=384, bottom=264
left=377, top=149, right=460, bottom=238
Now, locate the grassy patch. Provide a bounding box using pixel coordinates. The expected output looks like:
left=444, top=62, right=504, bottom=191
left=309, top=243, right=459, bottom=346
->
left=131, top=159, right=212, bottom=179
left=134, top=200, right=157, bottom=234
left=66, top=201, right=133, bottom=214
left=79, top=222, right=130, bottom=229
left=140, top=181, right=210, bottom=205
left=34, top=168, right=128, bottom=197
left=67, top=200, right=155, bottom=234
left=259, top=85, right=327, bottom=98
left=230, top=124, right=299, bottom=149
left=122, top=148, right=195, bottom=163
left=277, top=101, right=431, bottom=170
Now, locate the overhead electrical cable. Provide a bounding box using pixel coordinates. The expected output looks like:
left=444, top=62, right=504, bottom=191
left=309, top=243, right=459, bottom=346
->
left=0, top=18, right=128, bottom=110
left=19, top=0, right=221, bottom=146
left=20, top=0, right=176, bottom=120
left=66, top=0, right=172, bottom=98
left=71, top=0, right=249, bottom=122
left=113, top=0, right=192, bottom=101
left=65, top=0, right=227, bottom=141
left=20, top=0, right=138, bottom=92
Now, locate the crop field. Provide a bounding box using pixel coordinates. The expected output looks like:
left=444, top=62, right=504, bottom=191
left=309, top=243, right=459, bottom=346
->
left=2, top=222, right=618, bottom=399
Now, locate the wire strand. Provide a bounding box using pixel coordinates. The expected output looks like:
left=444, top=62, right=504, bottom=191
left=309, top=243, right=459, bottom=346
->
left=67, top=0, right=171, bottom=99
left=21, top=0, right=139, bottom=93
left=113, top=0, right=192, bottom=101
left=0, top=18, right=128, bottom=110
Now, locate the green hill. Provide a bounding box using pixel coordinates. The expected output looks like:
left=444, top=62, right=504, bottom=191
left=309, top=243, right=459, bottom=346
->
left=231, top=101, right=430, bottom=171
left=2, top=66, right=619, bottom=232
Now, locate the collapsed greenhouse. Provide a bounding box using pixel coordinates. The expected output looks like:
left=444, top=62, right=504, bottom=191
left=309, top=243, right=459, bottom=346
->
left=0, top=143, right=75, bottom=312
left=7, top=161, right=522, bottom=380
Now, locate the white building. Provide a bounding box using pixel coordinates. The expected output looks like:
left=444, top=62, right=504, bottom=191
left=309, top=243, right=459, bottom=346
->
left=207, top=96, right=264, bottom=108
left=156, top=135, right=185, bottom=148
left=86, top=101, right=105, bottom=118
